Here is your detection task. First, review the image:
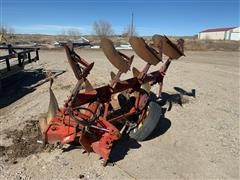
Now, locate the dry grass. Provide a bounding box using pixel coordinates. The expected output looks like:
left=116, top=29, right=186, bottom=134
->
left=4, top=34, right=240, bottom=51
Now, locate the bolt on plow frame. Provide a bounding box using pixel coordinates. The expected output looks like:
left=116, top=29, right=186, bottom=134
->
left=39, top=35, right=185, bottom=165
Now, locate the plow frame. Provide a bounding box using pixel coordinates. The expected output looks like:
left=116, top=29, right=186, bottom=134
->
left=39, top=35, right=184, bottom=164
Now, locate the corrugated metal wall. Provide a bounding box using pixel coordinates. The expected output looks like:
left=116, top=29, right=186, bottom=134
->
left=199, top=31, right=225, bottom=40
left=198, top=27, right=240, bottom=41
left=229, top=27, right=240, bottom=40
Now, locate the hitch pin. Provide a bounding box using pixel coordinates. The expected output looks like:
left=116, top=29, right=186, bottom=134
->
left=90, top=125, right=109, bottom=132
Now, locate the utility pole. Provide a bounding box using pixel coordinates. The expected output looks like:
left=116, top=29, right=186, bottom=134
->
left=130, top=12, right=134, bottom=37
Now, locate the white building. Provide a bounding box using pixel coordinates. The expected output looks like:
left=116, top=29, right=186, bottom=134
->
left=198, top=27, right=240, bottom=40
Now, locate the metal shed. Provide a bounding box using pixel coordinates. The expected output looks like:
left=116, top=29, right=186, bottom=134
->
left=198, top=27, right=239, bottom=40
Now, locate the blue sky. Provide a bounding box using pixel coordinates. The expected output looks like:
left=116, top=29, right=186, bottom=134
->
left=1, top=0, right=239, bottom=36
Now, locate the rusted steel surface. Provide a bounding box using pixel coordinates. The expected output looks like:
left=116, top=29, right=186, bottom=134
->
left=39, top=35, right=185, bottom=164
left=101, top=38, right=131, bottom=73
left=129, top=36, right=161, bottom=65
left=152, top=34, right=184, bottom=59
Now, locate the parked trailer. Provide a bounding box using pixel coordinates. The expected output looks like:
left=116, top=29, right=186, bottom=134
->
left=0, top=44, right=40, bottom=92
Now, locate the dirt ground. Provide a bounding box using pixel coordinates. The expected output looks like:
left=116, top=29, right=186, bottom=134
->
left=0, top=49, right=239, bottom=179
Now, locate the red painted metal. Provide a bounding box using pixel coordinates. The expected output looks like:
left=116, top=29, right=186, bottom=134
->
left=40, top=36, right=185, bottom=163
left=200, top=27, right=236, bottom=33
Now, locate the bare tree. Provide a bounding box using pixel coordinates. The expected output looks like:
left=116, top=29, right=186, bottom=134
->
left=93, top=20, right=114, bottom=37
left=67, top=28, right=81, bottom=39
left=122, top=25, right=138, bottom=37
left=0, top=26, right=8, bottom=35
left=0, top=26, right=16, bottom=41
left=0, top=26, right=15, bottom=35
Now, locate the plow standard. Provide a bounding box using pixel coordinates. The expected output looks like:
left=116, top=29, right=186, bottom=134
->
left=39, top=35, right=185, bottom=165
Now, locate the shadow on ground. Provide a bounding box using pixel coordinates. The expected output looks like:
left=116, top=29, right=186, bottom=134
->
left=108, top=112, right=171, bottom=164
left=146, top=87, right=196, bottom=140
left=0, top=68, right=64, bottom=108
left=145, top=112, right=171, bottom=141
left=103, top=87, right=196, bottom=164
left=174, top=87, right=196, bottom=98
left=37, top=87, right=195, bottom=165
left=109, top=135, right=141, bottom=163
left=0, top=69, right=46, bottom=108
left=150, top=87, right=196, bottom=110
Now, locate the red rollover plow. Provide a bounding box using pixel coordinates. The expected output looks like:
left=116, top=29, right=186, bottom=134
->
left=39, top=35, right=185, bottom=164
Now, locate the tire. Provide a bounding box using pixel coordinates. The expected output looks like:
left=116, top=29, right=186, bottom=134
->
left=129, top=101, right=162, bottom=141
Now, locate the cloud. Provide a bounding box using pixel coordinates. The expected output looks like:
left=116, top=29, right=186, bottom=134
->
left=12, top=24, right=161, bottom=36
left=12, top=24, right=92, bottom=35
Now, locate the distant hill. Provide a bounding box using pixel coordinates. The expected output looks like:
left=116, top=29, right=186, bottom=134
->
left=3, top=34, right=240, bottom=51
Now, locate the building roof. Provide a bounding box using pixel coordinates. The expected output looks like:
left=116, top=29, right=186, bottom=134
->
left=200, top=27, right=237, bottom=33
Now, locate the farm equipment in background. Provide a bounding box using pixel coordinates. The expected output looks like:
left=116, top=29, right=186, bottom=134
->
left=0, top=44, right=40, bottom=74
left=39, top=35, right=185, bottom=165
left=0, top=44, right=41, bottom=93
